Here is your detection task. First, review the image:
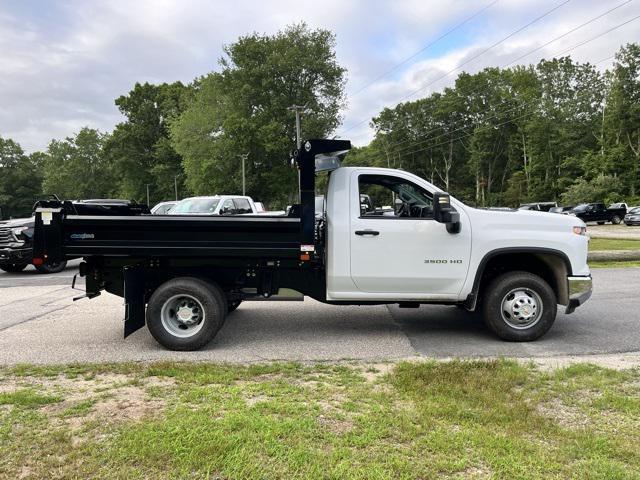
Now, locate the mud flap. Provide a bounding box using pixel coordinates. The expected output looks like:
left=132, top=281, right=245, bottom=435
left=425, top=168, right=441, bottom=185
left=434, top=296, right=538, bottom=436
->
left=124, top=267, right=146, bottom=338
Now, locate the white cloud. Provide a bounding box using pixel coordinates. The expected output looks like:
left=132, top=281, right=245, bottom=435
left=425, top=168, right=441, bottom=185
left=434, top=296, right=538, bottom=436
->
left=0, top=0, right=638, bottom=152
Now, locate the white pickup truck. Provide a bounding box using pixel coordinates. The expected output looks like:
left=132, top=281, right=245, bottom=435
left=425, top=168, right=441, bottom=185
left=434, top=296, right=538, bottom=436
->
left=33, top=139, right=592, bottom=350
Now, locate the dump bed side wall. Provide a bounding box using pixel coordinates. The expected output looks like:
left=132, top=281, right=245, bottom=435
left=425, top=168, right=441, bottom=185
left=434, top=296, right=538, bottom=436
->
left=34, top=211, right=302, bottom=260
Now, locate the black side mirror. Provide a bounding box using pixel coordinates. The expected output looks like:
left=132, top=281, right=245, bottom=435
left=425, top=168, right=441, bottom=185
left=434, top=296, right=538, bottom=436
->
left=433, top=192, right=461, bottom=234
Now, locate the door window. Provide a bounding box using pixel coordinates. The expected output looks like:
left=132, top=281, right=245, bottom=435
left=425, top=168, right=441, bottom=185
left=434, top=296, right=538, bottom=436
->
left=233, top=198, right=252, bottom=214
left=220, top=199, right=236, bottom=215
left=358, top=174, right=433, bottom=219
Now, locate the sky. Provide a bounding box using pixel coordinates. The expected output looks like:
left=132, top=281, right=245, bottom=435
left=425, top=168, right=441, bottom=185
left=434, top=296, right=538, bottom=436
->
left=1, top=0, right=639, bottom=153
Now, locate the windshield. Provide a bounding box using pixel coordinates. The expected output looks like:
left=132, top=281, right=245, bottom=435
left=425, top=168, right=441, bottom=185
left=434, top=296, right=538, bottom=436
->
left=572, top=204, right=588, bottom=212
left=172, top=198, right=219, bottom=214
left=629, top=207, right=640, bottom=215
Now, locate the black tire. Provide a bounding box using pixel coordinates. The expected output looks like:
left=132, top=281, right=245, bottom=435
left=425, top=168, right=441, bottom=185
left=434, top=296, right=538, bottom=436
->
left=146, top=277, right=227, bottom=351
left=611, top=215, right=621, bottom=225
left=227, top=299, right=242, bottom=313
left=35, top=260, right=67, bottom=274
left=0, top=263, right=28, bottom=273
left=482, top=271, right=557, bottom=342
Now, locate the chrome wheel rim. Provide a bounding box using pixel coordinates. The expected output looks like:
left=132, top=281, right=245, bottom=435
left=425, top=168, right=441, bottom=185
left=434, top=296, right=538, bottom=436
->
left=500, top=288, right=543, bottom=330
left=160, top=294, right=205, bottom=338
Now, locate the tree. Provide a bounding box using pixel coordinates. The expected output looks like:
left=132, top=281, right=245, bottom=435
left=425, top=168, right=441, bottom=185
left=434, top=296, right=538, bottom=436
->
left=105, top=81, right=190, bottom=204
left=171, top=23, right=346, bottom=207
left=0, top=137, right=43, bottom=219
left=43, top=128, right=115, bottom=199
left=604, top=43, right=640, bottom=196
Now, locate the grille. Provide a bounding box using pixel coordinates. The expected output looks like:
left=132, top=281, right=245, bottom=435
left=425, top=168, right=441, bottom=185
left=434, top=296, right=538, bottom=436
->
left=0, top=227, right=13, bottom=245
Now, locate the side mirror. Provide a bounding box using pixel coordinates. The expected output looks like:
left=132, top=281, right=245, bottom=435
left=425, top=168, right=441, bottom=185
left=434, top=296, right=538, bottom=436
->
left=433, top=192, right=461, bottom=234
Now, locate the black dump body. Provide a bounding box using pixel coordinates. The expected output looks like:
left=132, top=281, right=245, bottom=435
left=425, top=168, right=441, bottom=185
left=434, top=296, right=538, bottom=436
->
left=33, top=139, right=351, bottom=337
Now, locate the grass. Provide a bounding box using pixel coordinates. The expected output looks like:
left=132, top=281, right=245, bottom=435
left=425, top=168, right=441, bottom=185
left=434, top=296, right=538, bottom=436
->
left=589, top=237, right=640, bottom=251
left=1, top=361, right=639, bottom=479
left=590, top=260, right=640, bottom=268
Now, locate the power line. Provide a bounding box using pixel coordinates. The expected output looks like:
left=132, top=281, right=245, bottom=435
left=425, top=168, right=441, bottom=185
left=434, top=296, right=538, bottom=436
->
left=338, top=0, right=571, bottom=136
left=349, top=0, right=499, bottom=98
left=360, top=6, right=639, bottom=158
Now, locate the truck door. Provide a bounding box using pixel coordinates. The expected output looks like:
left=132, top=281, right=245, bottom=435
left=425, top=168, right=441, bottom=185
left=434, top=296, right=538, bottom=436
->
left=349, top=172, right=472, bottom=297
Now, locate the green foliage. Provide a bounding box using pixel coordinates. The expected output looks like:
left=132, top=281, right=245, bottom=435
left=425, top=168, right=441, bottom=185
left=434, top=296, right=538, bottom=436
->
left=105, top=81, right=190, bottom=204
left=43, top=128, right=115, bottom=200
left=0, top=137, right=43, bottom=219
left=171, top=23, right=346, bottom=208
left=560, top=175, right=623, bottom=206
left=367, top=46, right=639, bottom=207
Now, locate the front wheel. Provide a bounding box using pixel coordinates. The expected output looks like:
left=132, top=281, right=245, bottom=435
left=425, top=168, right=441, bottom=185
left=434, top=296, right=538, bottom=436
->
left=482, top=271, right=557, bottom=341
left=35, top=260, right=67, bottom=274
left=611, top=215, right=621, bottom=225
left=146, top=277, right=227, bottom=351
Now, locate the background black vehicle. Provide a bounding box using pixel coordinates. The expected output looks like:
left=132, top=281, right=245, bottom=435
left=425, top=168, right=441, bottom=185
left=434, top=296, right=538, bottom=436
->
left=570, top=202, right=626, bottom=225
left=0, top=199, right=150, bottom=274
left=624, top=206, right=640, bottom=226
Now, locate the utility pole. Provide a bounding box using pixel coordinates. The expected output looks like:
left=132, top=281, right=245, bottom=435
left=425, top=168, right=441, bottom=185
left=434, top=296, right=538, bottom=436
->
left=174, top=174, right=181, bottom=201
left=238, top=153, right=249, bottom=196
left=145, top=184, right=151, bottom=206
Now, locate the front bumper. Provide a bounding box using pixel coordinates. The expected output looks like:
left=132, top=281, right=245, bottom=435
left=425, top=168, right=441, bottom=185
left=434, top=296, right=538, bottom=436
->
left=0, top=247, right=32, bottom=265
left=565, top=275, right=593, bottom=314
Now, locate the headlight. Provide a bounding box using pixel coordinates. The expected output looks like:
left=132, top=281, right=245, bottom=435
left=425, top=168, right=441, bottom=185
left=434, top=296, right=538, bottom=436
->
left=572, top=226, right=587, bottom=236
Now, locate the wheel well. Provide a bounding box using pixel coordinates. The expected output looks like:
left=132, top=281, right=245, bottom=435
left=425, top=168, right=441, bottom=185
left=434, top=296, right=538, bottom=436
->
left=474, top=251, right=569, bottom=307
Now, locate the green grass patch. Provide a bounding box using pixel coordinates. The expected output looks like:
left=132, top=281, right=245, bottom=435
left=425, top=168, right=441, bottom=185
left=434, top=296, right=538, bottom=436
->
left=1, top=361, right=639, bottom=479
left=0, top=388, right=61, bottom=408
left=589, top=237, right=640, bottom=251
left=589, top=260, right=640, bottom=268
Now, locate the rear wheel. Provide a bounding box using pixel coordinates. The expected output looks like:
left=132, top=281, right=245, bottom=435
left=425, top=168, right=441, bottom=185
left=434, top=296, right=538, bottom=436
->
left=611, top=215, right=621, bottom=225
left=0, top=263, right=28, bottom=273
left=35, top=260, right=67, bottom=274
left=482, top=271, right=557, bottom=341
left=146, top=277, right=227, bottom=351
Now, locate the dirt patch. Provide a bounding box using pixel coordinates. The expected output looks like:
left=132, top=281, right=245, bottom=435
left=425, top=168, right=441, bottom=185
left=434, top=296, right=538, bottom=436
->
left=361, top=363, right=395, bottom=382
left=587, top=224, right=640, bottom=240
left=529, top=353, right=640, bottom=371
left=537, top=398, right=591, bottom=429
left=318, top=415, right=355, bottom=434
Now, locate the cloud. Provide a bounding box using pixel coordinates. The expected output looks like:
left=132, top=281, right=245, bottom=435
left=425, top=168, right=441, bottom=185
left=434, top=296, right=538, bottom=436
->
left=0, top=0, right=638, bottom=152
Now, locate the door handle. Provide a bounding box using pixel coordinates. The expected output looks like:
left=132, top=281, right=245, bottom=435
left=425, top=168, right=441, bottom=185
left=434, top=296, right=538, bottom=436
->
left=355, top=230, right=380, bottom=236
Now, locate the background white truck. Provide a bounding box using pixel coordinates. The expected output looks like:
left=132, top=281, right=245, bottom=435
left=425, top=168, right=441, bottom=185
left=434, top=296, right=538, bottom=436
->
left=33, top=139, right=592, bottom=350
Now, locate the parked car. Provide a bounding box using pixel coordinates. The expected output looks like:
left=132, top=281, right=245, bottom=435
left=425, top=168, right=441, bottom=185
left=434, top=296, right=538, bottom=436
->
left=151, top=201, right=178, bottom=215
left=0, top=199, right=149, bottom=274
left=624, top=206, right=640, bottom=226
left=170, top=196, right=258, bottom=215
left=549, top=206, right=575, bottom=214
left=518, top=202, right=557, bottom=212
left=570, top=202, right=626, bottom=225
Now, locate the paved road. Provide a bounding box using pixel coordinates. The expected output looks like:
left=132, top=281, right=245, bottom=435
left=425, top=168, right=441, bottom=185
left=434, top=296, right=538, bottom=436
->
left=0, top=266, right=638, bottom=364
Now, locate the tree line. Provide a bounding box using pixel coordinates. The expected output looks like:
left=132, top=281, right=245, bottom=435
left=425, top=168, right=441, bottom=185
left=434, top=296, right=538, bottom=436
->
left=0, top=24, right=638, bottom=219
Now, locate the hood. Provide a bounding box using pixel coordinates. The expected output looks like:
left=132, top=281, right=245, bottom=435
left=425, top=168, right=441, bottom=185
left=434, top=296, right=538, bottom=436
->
left=467, top=206, right=585, bottom=230
left=0, top=217, right=35, bottom=228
